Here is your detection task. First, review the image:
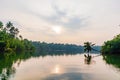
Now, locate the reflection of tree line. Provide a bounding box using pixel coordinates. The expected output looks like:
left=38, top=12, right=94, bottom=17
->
left=34, top=50, right=83, bottom=57
left=0, top=51, right=85, bottom=80
left=0, top=51, right=99, bottom=80
left=1, top=52, right=119, bottom=80
left=103, top=54, right=120, bottom=68
left=0, top=52, right=34, bottom=80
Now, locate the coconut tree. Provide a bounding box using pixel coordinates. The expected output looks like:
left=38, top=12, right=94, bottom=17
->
left=5, top=21, right=13, bottom=33
left=84, top=42, right=95, bottom=54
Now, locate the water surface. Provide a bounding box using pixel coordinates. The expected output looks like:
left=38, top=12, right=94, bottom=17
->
left=8, top=53, right=120, bottom=80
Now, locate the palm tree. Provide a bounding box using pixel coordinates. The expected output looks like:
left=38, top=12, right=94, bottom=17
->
left=6, top=21, right=13, bottom=29
left=5, top=21, right=13, bottom=33
left=84, top=42, right=95, bottom=54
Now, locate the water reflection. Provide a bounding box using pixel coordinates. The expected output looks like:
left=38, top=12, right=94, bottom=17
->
left=84, top=54, right=92, bottom=65
left=52, top=65, right=61, bottom=74
left=84, top=54, right=99, bottom=65
left=0, top=52, right=81, bottom=80
left=0, top=52, right=120, bottom=80
left=0, top=67, right=15, bottom=80
left=0, top=52, right=34, bottom=80
left=103, top=54, right=120, bottom=69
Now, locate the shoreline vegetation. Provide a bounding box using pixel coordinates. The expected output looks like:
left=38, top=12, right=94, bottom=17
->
left=101, top=34, right=120, bottom=69
left=0, top=21, right=35, bottom=53
left=102, top=34, right=120, bottom=55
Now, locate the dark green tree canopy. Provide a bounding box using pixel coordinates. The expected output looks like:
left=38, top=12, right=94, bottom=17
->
left=102, top=34, right=120, bottom=54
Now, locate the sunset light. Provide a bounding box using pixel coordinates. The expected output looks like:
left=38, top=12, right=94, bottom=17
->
left=52, top=26, right=62, bottom=34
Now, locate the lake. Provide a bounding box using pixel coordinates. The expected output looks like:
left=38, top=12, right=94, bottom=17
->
left=0, top=53, right=120, bottom=80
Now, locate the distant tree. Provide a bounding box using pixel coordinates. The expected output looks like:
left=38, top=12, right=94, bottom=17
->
left=84, top=42, right=95, bottom=53
left=6, top=21, right=13, bottom=29
left=0, top=21, right=3, bottom=30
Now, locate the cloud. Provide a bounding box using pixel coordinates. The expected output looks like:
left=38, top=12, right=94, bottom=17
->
left=39, top=4, right=89, bottom=30
left=20, top=3, right=89, bottom=32
left=0, top=0, right=89, bottom=34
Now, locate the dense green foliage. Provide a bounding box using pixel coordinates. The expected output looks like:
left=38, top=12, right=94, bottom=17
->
left=0, top=21, right=35, bottom=53
left=102, top=34, right=120, bottom=54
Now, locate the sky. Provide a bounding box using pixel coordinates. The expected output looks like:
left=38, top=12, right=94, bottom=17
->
left=0, top=0, right=120, bottom=45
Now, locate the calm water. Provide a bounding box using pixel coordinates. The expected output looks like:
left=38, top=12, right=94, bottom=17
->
left=2, top=53, right=120, bottom=80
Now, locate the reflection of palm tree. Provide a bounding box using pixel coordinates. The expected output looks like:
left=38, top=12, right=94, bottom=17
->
left=84, top=54, right=92, bottom=64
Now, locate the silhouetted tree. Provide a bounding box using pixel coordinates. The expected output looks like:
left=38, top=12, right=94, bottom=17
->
left=84, top=42, right=95, bottom=53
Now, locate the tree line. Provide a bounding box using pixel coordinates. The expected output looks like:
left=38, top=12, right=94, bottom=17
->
left=0, top=21, right=35, bottom=53
left=32, top=41, right=101, bottom=54
left=32, top=41, right=84, bottom=53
